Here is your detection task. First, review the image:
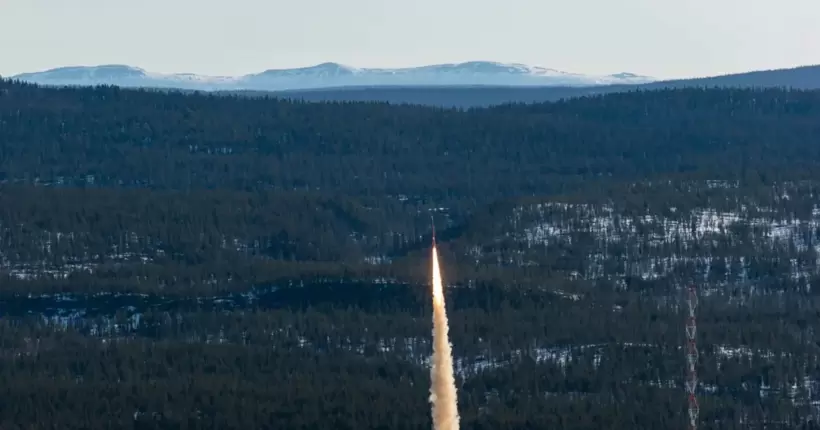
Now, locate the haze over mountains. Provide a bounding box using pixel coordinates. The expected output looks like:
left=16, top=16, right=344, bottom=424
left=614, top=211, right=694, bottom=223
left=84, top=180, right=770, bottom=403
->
left=9, top=61, right=654, bottom=91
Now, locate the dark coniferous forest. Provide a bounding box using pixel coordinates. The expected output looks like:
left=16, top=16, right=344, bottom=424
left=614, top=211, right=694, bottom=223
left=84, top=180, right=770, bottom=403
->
left=4, top=79, right=820, bottom=428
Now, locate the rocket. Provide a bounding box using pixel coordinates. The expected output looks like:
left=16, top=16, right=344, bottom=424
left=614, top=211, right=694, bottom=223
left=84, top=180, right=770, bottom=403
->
left=431, top=215, right=436, bottom=245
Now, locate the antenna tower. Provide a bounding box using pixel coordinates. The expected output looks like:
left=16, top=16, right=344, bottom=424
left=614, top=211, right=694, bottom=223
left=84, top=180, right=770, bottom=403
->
left=685, top=284, right=699, bottom=430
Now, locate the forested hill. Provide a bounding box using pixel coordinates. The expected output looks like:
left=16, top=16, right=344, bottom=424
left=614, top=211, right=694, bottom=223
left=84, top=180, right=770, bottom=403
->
left=3, top=78, right=820, bottom=287
left=2, top=79, right=820, bottom=201
left=642, top=64, right=820, bottom=90
left=6, top=79, right=820, bottom=428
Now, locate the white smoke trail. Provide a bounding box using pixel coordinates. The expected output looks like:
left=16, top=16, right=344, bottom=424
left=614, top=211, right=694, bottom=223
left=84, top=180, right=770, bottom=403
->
left=429, top=244, right=460, bottom=430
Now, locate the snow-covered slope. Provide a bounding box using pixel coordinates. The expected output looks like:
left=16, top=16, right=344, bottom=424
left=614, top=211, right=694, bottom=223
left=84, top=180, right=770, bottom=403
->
left=10, top=62, right=655, bottom=91
left=11, top=65, right=239, bottom=91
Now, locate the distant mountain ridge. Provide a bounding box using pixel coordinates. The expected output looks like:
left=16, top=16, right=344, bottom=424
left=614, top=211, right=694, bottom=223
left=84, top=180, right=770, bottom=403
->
left=263, top=63, right=820, bottom=108
left=9, top=61, right=655, bottom=91
left=9, top=62, right=820, bottom=108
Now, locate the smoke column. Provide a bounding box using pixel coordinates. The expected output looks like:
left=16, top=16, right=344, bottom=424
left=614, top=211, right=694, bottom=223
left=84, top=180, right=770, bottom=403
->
left=429, top=244, right=460, bottom=430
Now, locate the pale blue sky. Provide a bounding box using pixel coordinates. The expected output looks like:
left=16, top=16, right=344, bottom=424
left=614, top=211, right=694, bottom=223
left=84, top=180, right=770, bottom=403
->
left=1, top=0, right=816, bottom=79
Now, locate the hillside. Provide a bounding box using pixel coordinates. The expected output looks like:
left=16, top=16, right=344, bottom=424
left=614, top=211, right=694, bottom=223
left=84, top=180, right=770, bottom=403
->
left=3, top=80, right=820, bottom=428
left=3, top=80, right=819, bottom=198
left=3, top=78, right=820, bottom=288
left=644, top=64, right=820, bottom=90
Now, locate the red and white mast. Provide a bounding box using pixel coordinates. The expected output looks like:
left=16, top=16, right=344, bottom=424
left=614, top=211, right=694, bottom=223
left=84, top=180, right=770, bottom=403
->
left=685, top=284, right=699, bottom=430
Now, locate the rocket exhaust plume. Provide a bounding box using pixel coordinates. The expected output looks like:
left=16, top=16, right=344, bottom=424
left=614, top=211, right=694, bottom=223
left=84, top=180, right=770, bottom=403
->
left=429, top=240, right=460, bottom=430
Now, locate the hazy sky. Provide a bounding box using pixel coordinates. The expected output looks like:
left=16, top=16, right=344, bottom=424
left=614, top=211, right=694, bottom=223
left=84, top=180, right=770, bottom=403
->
left=1, top=0, right=816, bottom=79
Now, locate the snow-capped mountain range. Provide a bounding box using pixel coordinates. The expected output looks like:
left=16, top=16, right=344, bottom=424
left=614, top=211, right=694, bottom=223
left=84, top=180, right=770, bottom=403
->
left=9, top=62, right=655, bottom=91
